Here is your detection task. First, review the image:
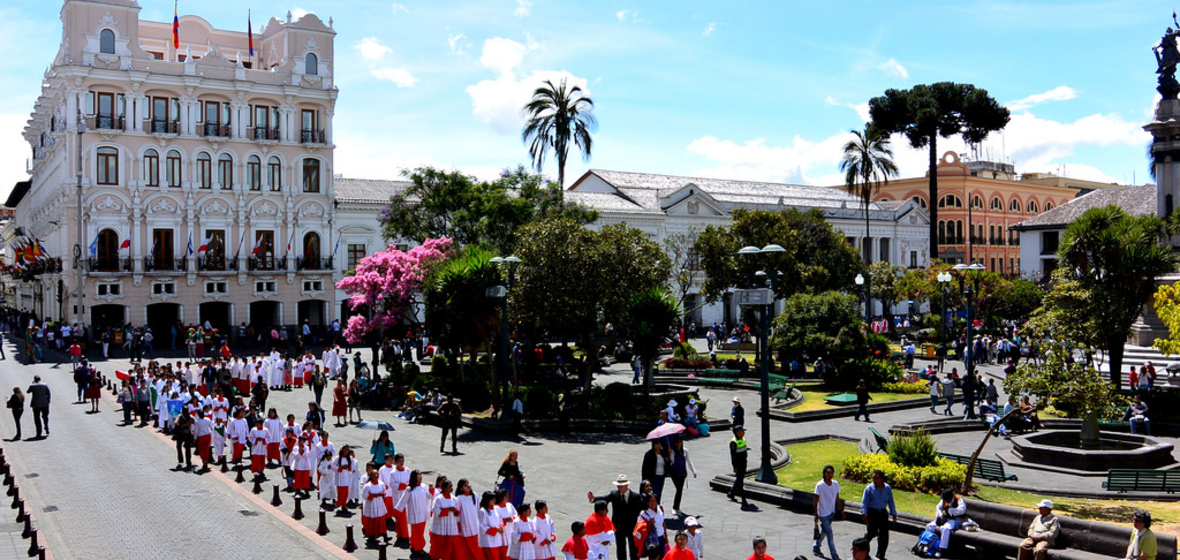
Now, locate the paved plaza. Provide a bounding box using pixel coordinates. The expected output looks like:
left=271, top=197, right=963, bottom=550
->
left=0, top=338, right=1165, bottom=559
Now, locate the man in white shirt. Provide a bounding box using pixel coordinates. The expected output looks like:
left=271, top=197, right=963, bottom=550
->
left=813, top=464, right=842, bottom=560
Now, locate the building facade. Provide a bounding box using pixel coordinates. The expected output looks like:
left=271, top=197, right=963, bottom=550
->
left=871, top=151, right=1121, bottom=274
left=566, top=169, right=930, bottom=327
left=8, top=0, right=339, bottom=337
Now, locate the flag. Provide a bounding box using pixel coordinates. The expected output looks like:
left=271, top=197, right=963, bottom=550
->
left=119, top=238, right=131, bottom=251
left=332, top=236, right=340, bottom=256
left=286, top=231, right=294, bottom=254
left=89, top=233, right=98, bottom=256
left=234, top=231, right=245, bottom=258
left=186, top=231, right=194, bottom=256
left=172, top=0, right=180, bottom=49
left=115, top=370, right=130, bottom=382
left=30, top=240, right=45, bottom=260
left=198, top=235, right=211, bottom=254
left=251, top=235, right=264, bottom=255
left=247, top=10, right=254, bottom=57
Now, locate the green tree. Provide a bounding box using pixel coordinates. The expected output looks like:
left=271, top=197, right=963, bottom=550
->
left=868, top=83, right=1010, bottom=257
left=663, top=227, right=703, bottom=318
left=522, top=78, right=597, bottom=189
left=770, top=291, right=865, bottom=365
left=423, top=247, right=501, bottom=388
left=595, top=224, right=672, bottom=331
left=869, top=261, right=906, bottom=322
left=1025, top=269, right=1102, bottom=354
left=624, top=287, right=682, bottom=392
left=841, top=123, right=899, bottom=264
left=694, top=208, right=862, bottom=304
left=1056, top=205, right=1177, bottom=388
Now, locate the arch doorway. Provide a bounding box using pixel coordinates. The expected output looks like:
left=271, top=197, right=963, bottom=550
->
left=199, top=302, right=232, bottom=338
left=145, top=303, right=180, bottom=348
left=250, top=301, right=281, bottom=332
left=91, top=304, right=127, bottom=331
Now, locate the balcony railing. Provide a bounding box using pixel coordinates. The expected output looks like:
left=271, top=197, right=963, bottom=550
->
left=143, top=256, right=176, bottom=272
left=148, top=119, right=180, bottom=134
left=300, top=129, right=326, bottom=144
left=295, top=256, right=334, bottom=271
left=197, top=256, right=227, bottom=272
left=201, top=123, right=231, bottom=138
left=250, top=126, right=281, bottom=141
left=51, top=117, right=66, bottom=132
left=89, top=115, right=125, bottom=131
left=247, top=256, right=280, bottom=271
left=86, top=257, right=132, bottom=273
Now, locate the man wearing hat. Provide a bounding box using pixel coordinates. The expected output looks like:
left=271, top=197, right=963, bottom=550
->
left=1017, top=499, right=1059, bottom=560
left=731, top=396, right=745, bottom=428
left=587, top=474, right=644, bottom=560
left=729, top=425, right=749, bottom=506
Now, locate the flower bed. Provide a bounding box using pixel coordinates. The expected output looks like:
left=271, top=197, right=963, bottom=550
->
left=842, top=453, right=965, bottom=495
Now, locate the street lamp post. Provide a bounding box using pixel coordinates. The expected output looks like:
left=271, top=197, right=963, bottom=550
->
left=490, top=256, right=521, bottom=409
left=937, top=271, right=952, bottom=344
left=737, top=244, right=784, bottom=484
left=854, top=273, right=869, bottom=357
left=952, top=263, right=985, bottom=380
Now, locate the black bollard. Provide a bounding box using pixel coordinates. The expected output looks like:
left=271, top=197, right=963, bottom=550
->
left=26, top=528, right=36, bottom=557
left=251, top=474, right=263, bottom=494
left=36, top=547, right=44, bottom=560
left=316, top=509, right=330, bottom=535
left=21, top=513, right=30, bottom=538
left=219, top=456, right=228, bottom=473
left=4, top=473, right=13, bottom=490
left=270, top=483, right=282, bottom=507
left=292, top=496, right=304, bottom=520
left=234, top=465, right=245, bottom=484
left=15, top=498, right=24, bottom=523
left=343, top=524, right=357, bottom=552
left=0, top=461, right=10, bottom=477
left=10, top=487, right=18, bottom=508
left=378, top=541, right=388, bottom=560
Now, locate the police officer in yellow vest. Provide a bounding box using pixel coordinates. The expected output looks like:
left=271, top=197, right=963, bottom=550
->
left=728, top=425, right=749, bottom=506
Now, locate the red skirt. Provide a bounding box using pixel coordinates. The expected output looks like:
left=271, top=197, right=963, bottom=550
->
left=294, top=469, right=311, bottom=490
left=294, top=374, right=303, bottom=388
left=384, top=497, right=395, bottom=518
left=363, top=515, right=388, bottom=538
left=337, top=486, right=350, bottom=509
left=454, top=534, right=481, bottom=560
left=196, top=435, right=211, bottom=462
left=233, top=442, right=245, bottom=461
left=267, top=442, right=280, bottom=461
left=430, top=532, right=455, bottom=560
left=411, top=522, right=427, bottom=551
left=250, top=454, right=265, bottom=473
left=393, top=508, right=409, bottom=538
left=332, top=398, right=347, bottom=417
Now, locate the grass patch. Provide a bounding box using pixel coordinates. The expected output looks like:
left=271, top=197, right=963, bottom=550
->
left=775, top=441, right=1180, bottom=534
left=791, top=390, right=921, bottom=412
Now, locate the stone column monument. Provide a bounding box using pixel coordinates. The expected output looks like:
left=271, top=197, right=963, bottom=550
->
left=1147, top=23, right=1180, bottom=229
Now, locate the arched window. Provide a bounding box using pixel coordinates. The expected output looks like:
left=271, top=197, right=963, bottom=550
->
left=217, top=154, right=233, bottom=190
left=96, top=147, right=118, bottom=185
left=938, top=221, right=946, bottom=245
left=938, top=195, right=962, bottom=208
left=305, top=53, right=318, bottom=76
left=1044, top=202, right=1053, bottom=211
left=96, top=229, right=120, bottom=271
left=166, top=150, right=182, bottom=188
left=1009, top=199, right=1020, bottom=212
left=196, top=153, right=212, bottom=189
left=302, top=158, right=320, bottom=193
left=247, top=155, right=261, bottom=191
left=99, top=29, right=116, bottom=55
left=268, top=156, right=282, bottom=191
left=990, top=197, right=1002, bottom=210
left=911, top=196, right=927, bottom=209
left=971, top=195, right=983, bottom=209
left=302, top=232, right=321, bottom=270
left=143, top=149, right=159, bottom=187
left=1027, top=200, right=1039, bottom=213
left=956, top=221, right=963, bottom=244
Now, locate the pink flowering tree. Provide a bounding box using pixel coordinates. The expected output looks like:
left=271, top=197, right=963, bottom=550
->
left=336, top=238, right=453, bottom=345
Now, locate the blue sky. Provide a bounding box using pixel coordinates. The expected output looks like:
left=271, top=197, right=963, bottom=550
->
left=0, top=0, right=1170, bottom=195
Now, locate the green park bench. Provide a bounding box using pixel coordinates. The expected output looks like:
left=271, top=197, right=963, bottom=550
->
left=698, top=368, right=741, bottom=386
left=937, top=452, right=1018, bottom=483
left=1103, top=468, right=1180, bottom=493
left=771, top=380, right=798, bottom=404
left=869, top=426, right=890, bottom=453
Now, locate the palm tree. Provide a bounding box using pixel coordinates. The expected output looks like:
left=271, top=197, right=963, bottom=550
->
left=521, top=78, right=597, bottom=189
left=840, top=124, right=898, bottom=322
left=625, top=287, right=682, bottom=393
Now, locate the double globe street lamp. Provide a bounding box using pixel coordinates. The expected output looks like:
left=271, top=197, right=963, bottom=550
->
left=489, top=256, right=521, bottom=408
left=736, top=244, right=785, bottom=484
left=951, top=263, right=985, bottom=380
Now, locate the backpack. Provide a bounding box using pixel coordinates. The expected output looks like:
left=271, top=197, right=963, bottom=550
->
left=912, top=529, right=940, bottom=557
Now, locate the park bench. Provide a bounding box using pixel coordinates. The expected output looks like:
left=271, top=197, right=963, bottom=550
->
left=1102, top=468, right=1180, bottom=493
left=1097, top=420, right=1131, bottom=432
left=869, top=426, right=890, bottom=453
left=937, top=452, right=1018, bottom=483
left=770, top=379, right=797, bottom=404
left=698, top=368, right=740, bottom=386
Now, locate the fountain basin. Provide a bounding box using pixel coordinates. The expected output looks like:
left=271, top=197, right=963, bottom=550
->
left=1011, top=431, right=1174, bottom=471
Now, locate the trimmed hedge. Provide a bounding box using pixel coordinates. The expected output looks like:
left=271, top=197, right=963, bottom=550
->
left=842, top=453, right=965, bottom=495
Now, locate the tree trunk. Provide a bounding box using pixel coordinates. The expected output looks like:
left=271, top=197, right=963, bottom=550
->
left=644, top=356, right=655, bottom=394
left=928, top=138, right=939, bottom=260
left=1107, top=338, right=1125, bottom=390
left=961, top=407, right=1022, bottom=494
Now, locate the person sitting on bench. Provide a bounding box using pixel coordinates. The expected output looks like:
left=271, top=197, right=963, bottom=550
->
left=979, top=396, right=1008, bottom=436
left=924, top=489, right=967, bottom=558
left=1124, top=398, right=1151, bottom=435
left=1017, top=499, right=1059, bottom=560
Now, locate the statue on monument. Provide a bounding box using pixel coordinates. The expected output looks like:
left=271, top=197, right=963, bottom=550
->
left=1155, top=22, right=1180, bottom=99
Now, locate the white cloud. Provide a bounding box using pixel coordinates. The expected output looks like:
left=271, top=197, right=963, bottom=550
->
left=824, top=96, right=870, bottom=122
left=480, top=37, right=531, bottom=77
left=615, top=9, right=644, bottom=22
left=1006, top=86, right=1077, bottom=111
left=391, top=3, right=408, bottom=14
left=703, top=23, right=716, bottom=36
left=354, top=37, right=418, bottom=87
left=515, top=0, right=533, bottom=17
left=355, top=36, right=392, bottom=61
left=290, top=8, right=310, bottom=21
left=448, top=33, right=467, bottom=55
left=877, top=58, right=908, bottom=79
left=616, top=10, right=629, bottom=21
left=688, top=133, right=855, bottom=185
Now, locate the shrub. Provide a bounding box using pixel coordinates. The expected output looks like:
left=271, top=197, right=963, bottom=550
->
left=843, top=452, right=965, bottom=495
left=830, top=357, right=903, bottom=390
left=887, top=429, right=938, bottom=468
left=520, top=386, right=558, bottom=419
left=672, top=342, right=701, bottom=361
left=403, top=363, right=421, bottom=380
left=430, top=355, right=451, bottom=377
left=881, top=380, right=928, bottom=394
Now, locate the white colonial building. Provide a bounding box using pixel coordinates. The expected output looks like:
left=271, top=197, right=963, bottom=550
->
left=566, top=170, right=930, bottom=326
left=8, top=0, right=342, bottom=336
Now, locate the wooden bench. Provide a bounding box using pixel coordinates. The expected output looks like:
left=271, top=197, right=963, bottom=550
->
left=1103, top=468, right=1180, bottom=493
left=698, top=368, right=741, bottom=386
left=771, top=380, right=798, bottom=404
left=1098, top=420, right=1131, bottom=431
left=937, top=452, right=1018, bottom=483
left=869, top=426, right=890, bottom=453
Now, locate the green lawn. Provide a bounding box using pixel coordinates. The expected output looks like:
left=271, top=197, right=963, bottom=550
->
left=790, top=389, right=922, bottom=412
left=775, top=440, right=1179, bottom=532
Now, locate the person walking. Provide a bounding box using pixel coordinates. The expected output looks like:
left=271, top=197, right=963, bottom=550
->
left=854, top=379, right=872, bottom=422
left=941, top=373, right=957, bottom=416
left=667, top=436, right=697, bottom=514
left=861, top=469, right=897, bottom=560
left=438, top=395, right=461, bottom=454
left=728, top=425, right=749, bottom=506
left=309, top=366, right=327, bottom=407
left=928, top=374, right=941, bottom=413
left=813, top=464, right=842, bottom=559
left=26, top=376, right=49, bottom=438
left=6, top=387, right=24, bottom=440
left=641, top=440, right=668, bottom=503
